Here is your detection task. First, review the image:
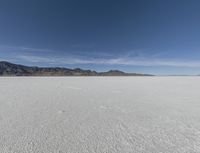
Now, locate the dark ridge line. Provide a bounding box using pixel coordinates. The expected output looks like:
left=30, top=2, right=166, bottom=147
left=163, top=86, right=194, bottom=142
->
left=0, top=61, right=153, bottom=76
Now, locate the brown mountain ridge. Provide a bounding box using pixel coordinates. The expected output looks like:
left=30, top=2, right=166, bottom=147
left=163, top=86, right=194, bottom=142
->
left=0, top=61, right=153, bottom=76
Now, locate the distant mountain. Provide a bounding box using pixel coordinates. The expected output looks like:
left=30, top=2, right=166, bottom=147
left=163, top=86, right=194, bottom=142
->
left=0, top=61, right=153, bottom=76
left=98, top=70, right=151, bottom=76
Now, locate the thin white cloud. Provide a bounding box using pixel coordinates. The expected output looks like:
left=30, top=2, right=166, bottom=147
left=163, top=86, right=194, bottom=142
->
left=19, top=47, right=54, bottom=53
left=0, top=45, right=54, bottom=53
left=18, top=55, right=200, bottom=67
left=2, top=45, right=200, bottom=68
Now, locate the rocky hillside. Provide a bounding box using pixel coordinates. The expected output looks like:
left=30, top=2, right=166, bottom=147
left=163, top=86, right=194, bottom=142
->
left=0, top=61, right=152, bottom=76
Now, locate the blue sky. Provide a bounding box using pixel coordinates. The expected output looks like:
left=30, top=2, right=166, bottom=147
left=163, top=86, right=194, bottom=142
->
left=1, top=0, right=200, bottom=75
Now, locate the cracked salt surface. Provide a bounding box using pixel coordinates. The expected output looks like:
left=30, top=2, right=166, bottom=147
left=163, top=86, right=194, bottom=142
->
left=0, top=77, right=200, bottom=153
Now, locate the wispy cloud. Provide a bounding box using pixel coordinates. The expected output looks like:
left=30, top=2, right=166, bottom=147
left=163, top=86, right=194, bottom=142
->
left=18, top=55, right=200, bottom=67
left=2, top=44, right=200, bottom=68
left=0, top=45, right=54, bottom=53
left=19, top=47, right=54, bottom=53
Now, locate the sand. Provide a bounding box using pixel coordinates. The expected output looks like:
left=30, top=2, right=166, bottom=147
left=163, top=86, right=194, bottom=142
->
left=0, top=77, right=200, bottom=153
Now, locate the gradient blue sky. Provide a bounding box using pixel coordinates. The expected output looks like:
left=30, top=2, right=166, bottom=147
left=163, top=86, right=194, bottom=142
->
left=1, top=0, right=200, bottom=75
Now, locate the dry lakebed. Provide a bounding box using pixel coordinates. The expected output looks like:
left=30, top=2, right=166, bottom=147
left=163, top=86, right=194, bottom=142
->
left=0, top=77, right=200, bottom=153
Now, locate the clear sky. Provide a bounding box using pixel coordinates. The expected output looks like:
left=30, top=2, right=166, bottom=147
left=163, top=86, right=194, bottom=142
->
left=1, top=0, right=200, bottom=75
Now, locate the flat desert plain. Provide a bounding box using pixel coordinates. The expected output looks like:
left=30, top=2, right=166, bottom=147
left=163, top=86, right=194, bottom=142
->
left=0, top=77, right=200, bottom=153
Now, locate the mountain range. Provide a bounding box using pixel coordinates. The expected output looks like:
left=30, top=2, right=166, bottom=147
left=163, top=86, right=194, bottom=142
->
left=0, top=61, right=153, bottom=76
